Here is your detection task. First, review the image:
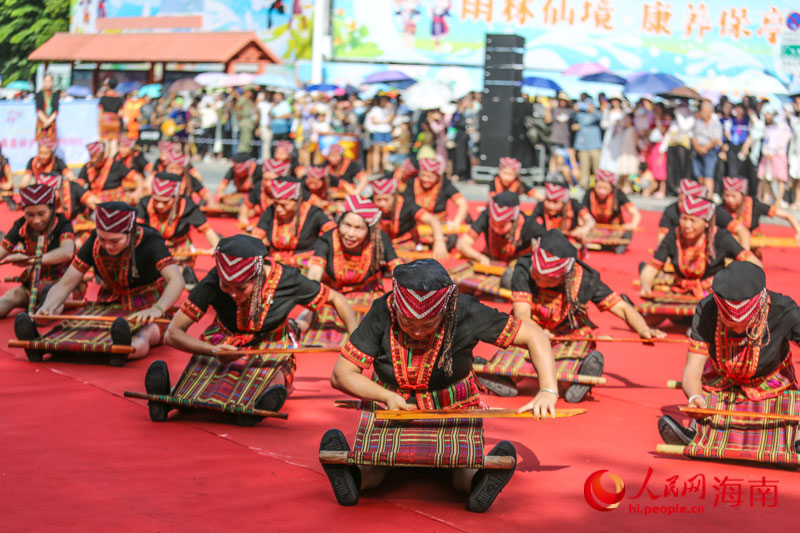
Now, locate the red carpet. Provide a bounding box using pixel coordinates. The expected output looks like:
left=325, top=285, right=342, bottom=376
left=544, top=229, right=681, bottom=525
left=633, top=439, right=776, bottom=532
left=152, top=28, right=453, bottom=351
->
left=1, top=207, right=799, bottom=531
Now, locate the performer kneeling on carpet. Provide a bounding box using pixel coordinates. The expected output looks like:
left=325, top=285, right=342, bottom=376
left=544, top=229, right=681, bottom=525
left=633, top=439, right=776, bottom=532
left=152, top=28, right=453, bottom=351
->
left=0, top=185, right=77, bottom=317
left=489, top=230, right=664, bottom=401
left=658, top=262, right=800, bottom=462
left=26, top=202, right=184, bottom=359
left=251, top=178, right=336, bottom=263
left=324, top=144, right=367, bottom=195
left=135, top=172, right=220, bottom=287
left=403, top=157, right=469, bottom=228
left=489, top=157, right=539, bottom=199
left=36, top=172, right=98, bottom=222
left=640, top=195, right=761, bottom=299
left=371, top=176, right=448, bottom=259
left=20, top=138, right=74, bottom=188
left=581, top=169, right=641, bottom=231
left=77, top=141, right=142, bottom=204
left=162, top=150, right=216, bottom=209
left=657, top=178, right=750, bottom=249
left=215, top=152, right=261, bottom=201
left=320, top=259, right=557, bottom=511
left=457, top=191, right=545, bottom=266
left=532, top=182, right=595, bottom=249
left=156, top=235, right=358, bottom=420
left=238, top=145, right=295, bottom=225
left=720, top=177, right=800, bottom=249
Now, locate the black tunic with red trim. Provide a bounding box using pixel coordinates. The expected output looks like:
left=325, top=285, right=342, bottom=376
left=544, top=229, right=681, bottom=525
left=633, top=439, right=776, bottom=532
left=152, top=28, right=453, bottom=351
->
left=1, top=214, right=75, bottom=282
left=468, top=211, right=545, bottom=262
left=725, top=196, right=776, bottom=232
left=72, top=226, right=174, bottom=308
left=341, top=292, right=521, bottom=391
left=135, top=196, right=211, bottom=246
left=180, top=262, right=329, bottom=340
left=76, top=159, right=135, bottom=193
left=55, top=180, right=91, bottom=221
left=489, top=176, right=534, bottom=197
left=26, top=156, right=69, bottom=178
left=254, top=203, right=335, bottom=253
left=310, top=229, right=400, bottom=292
left=580, top=188, right=633, bottom=224
left=327, top=158, right=364, bottom=185
left=114, top=150, right=148, bottom=175
left=402, top=177, right=462, bottom=217
left=379, top=195, right=427, bottom=240
left=659, top=202, right=736, bottom=234
left=650, top=228, right=749, bottom=281
left=532, top=199, right=587, bottom=231
left=222, top=161, right=262, bottom=193
left=511, top=255, right=621, bottom=332
left=689, top=291, right=800, bottom=400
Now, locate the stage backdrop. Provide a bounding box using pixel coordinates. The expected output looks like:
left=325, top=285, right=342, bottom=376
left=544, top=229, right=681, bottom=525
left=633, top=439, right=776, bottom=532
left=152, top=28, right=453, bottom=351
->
left=0, top=101, right=99, bottom=171
left=332, top=0, right=799, bottom=80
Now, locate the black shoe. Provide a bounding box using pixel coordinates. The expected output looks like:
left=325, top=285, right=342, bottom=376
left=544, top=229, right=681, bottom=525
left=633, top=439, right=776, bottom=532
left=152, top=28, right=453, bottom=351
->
left=145, top=360, right=171, bottom=422
left=35, top=284, right=52, bottom=312
left=320, top=429, right=361, bottom=506
left=565, top=350, right=604, bottom=403
left=658, top=415, right=697, bottom=445
left=255, top=384, right=288, bottom=413
left=182, top=266, right=199, bottom=287
left=614, top=244, right=627, bottom=254
left=446, top=234, right=457, bottom=250
left=14, top=312, right=40, bottom=340
left=111, top=317, right=132, bottom=345
left=477, top=374, right=519, bottom=397
left=467, top=441, right=517, bottom=513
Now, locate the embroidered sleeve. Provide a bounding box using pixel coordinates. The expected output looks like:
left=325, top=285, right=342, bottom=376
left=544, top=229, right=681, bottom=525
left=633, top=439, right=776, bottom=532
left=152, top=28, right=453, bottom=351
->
left=450, top=192, right=465, bottom=204
left=648, top=258, right=665, bottom=270
left=726, top=220, right=740, bottom=233
left=321, top=220, right=337, bottom=233
left=0, top=238, right=14, bottom=252
left=305, top=283, right=331, bottom=311
left=308, top=255, right=327, bottom=269
left=156, top=256, right=176, bottom=271
left=59, top=232, right=76, bottom=243
left=767, top=205, right=777, bottom=217
left=196, top=222, right=212, bottom=234
left=596, top=291, right=622, bottom=312
left=251, top=227, right=267, bottom=240
left=341, top=340, right=374, bottom=369
left=494, top=316, right=522, bottom=348
left=512, top=291, right=533, bottom=305
left=623, top=202, right=635, bottom=213
left=180, top=299, right=205, bottom=322
left=688, top=339, right=710, bottom=358
left=413, top=208, right=428, bottom=221
left=386, top=258, right=402, bottom=272
left=467, top=228, right=480, bottom=240
left=736, top=250, right=754, bottom=262
left=657, top=227, right=669, bottom=238
left=71, top=256, right=91, bottom=273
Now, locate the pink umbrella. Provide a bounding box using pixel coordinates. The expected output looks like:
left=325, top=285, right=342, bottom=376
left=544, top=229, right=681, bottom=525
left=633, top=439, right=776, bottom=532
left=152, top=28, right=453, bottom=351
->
left=563, top=62, right=610, bottom=77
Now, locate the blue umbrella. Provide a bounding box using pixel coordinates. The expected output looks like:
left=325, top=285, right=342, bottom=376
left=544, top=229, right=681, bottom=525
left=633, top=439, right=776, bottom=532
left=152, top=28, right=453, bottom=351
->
left=66, top=85, right=92, bottom=97
left=625, top=73, right=683, bottom=94
left=116, top=80, right=142, bottom=94
left=306, top=83, right=338, bottom=92
left=580, top=72, right=626, bottom=84
left=522, top=76, right=562, bottom=93
left=363, top=70, right=415, bottom=85
left=6, top=80, right=33, bottom=91
left=138, top=84, right=162, bottom=98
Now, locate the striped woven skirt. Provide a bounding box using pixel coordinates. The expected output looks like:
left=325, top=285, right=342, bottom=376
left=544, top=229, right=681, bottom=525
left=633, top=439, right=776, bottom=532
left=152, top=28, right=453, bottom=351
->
left=478, top=340, right=596, bottom=384
left=300, top=291, right=376, bottom=349
left=448, top=263, right=510, bottom=300
left=586, top=227, right=632, bottom=250
left=684, top=389, right=800, bottom=465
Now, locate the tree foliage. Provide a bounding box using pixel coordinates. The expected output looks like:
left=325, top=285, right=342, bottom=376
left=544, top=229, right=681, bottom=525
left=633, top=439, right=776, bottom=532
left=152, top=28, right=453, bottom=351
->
left=0, top=0, right=70, bottom=85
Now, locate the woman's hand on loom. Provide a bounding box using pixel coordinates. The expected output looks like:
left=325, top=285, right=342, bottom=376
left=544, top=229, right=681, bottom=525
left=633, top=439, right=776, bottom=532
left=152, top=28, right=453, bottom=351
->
left=687, top=395, right=706, bottom=409
left=384, top=392, right=415, bottom=411
left=432, top=241, right=448, bottom=261
left=128, top=306, right=163, bottom=325
left=639, top=327, right=666, bottom=340
left=518, top=390, right=558, bottom=419
left=5, top=253, right=32, bottom=266
left=210, top=344, right=240, bottom=362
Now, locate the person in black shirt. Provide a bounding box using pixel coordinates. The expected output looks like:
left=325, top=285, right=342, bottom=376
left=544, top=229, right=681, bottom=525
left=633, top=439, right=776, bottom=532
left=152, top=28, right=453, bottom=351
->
left=325, top=144, right=367, bottom=195
left=403, top=157, right=468, bottom=226
left=532, top=182, right=595, bottom=247
left=114, top=136, right=148, bottom=175
left=251, top=178, right=336, bottom=262
left=21, top=138, right=74, bottom=187
left=77, top=141, right=142, bottom=204
left=98, top=78, right=124, bottom=157
left=155, top=235, right=357, bottom=421
left=215, top=152, right=262, bottom=203
left=489, top=157, right=538, bottom=199
left=371, top=176, right=447, bottom=259
left=581, top=169, right=641, bottom=228
left=457, top=191, right=545, bottom=265
left=36, top=172, right=97, bottom=222
left=30, top=202, right=184, bottom=359
left=0, top=185, right=76, bottom=317
left=658, top=262, right=800, bottom=460
left=320, top=259, right=557, bottom=511
left=720, top=177, right=800, bottom=250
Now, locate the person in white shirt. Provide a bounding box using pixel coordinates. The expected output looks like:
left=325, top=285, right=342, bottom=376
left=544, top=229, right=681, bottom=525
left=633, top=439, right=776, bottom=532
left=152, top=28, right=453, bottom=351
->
left=256, top=90, right=273, bottom=160
left=364, top=96, right=394, bottom=174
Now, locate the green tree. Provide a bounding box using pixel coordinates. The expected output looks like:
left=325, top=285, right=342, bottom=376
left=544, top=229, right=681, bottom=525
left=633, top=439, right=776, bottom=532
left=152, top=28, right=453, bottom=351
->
left=0, top=0, right=70, bottom=85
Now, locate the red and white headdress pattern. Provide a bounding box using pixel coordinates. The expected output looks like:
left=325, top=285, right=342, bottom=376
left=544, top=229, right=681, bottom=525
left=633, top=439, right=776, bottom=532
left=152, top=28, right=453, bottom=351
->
left=544, top=182, right=569, bottom=202
left=86, top=142, right=105, bottom=157
left=722, top=177, right=748, bottom=195
left=499, top=157, right=521, bottom=172
left=274, top=141, right=294, bottom=153
left=38, top=138, right=57, bottom=151
left=119, top=136, right=135, bottom=148
left=679, top=195, right=715, bottom=221
left=36, top=173, right=62, bottom=189
left=370, top=177, right=397, bottom=195
left=713, top=289, right=767, bottom=325
left=679, top=179, right=708, bottom=198
left=488, top=198, right=519, bottom=223
left=263, top=159, right=291, bottom=176
left=344, top=195, right=381, bottom=227
left=270, top=179, right=302, bottom=200
left=233, top=159, right=251, bottom=175
left=157, top=141, right=174, bottom=153
left=305, top=166, right=326, bottom=180
left=418, top=157, right=444, bottom=175
left=96, top=205, right=136, bottom=233
left=20, top=184, right=56, bottom=208
left=214, top=250, right=263, bottom=283
left=392, top=281, right=456, bottom=320
left=595, top=169, right=618, bottom=185
left=152, top=176, right=181, bottom=198
left=531, top=239, right=574, bottom=278
left=165, top=150, right=188, bottom=167
left=328, top=144, right=344, bottom=156
left=400, top=158, right=418, bottom=177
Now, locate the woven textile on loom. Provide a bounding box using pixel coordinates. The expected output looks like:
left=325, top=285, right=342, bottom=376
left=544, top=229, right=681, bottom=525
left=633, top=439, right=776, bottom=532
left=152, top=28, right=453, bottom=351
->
left=346, top=404, right=485, bottom=469
left=586, top=227, right=632, bottom=247
left=480, top=341, right=595, bottom=382
left=166, top=352, right=294, bottom=413
left=685, top=389, right=800, bottom=465
left=24, top=305, right=146, bottom=354
left=300, top=291, right=375, bottom=349
left=448, top=263, right=508, bottom=299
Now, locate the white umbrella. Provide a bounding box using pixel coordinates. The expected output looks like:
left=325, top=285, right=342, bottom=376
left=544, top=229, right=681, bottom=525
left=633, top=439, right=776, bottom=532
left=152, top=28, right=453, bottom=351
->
left=694, top=75, right=734, bottom=93
left=402, top=81, right=455, bottom=111
left=194, top=72, right=234, bottom=88
left=730, top=70, right=788, bottom=95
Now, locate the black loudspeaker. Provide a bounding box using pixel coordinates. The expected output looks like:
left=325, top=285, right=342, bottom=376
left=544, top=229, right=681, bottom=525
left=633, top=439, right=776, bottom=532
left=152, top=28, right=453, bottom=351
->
left=483, top=82, right=521, bottom=98
left=484, top=50, right=524, bottom=67
left=484, top=67, right=523, bottom=82
left=486, top=34, right=525, bottom=49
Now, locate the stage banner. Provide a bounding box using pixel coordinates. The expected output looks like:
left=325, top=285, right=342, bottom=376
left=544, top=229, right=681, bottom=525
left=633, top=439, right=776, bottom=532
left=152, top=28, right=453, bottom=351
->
left=0, top=100, right=99, bottom=171
left=331, top=0, right=798, bottom=79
